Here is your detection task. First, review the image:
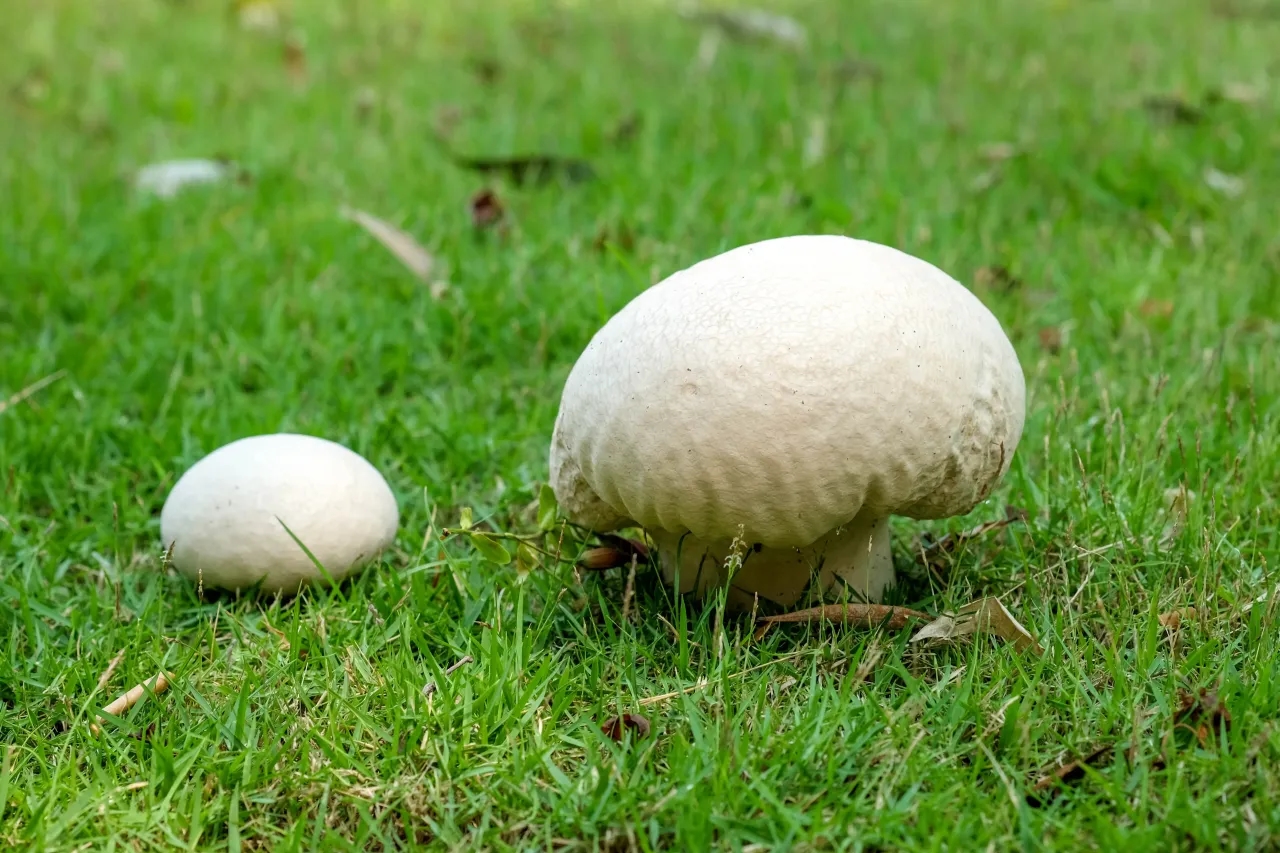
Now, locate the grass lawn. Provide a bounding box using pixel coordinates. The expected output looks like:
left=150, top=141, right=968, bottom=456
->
left=3, top=0, right=1279, bottom=848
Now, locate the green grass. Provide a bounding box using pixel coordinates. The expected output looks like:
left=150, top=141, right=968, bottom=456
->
left=2, top=0, right=1279, bottom=849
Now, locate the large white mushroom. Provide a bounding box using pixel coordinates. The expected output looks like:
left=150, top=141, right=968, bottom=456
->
left=550, top=235, right=1026, bottom=610
left=160, top=433, right=399, bottom=594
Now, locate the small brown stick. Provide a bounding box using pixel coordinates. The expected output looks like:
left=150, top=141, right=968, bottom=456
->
left=621, top=555, right=638, bottom=622
left=95, top=650, right=126, bottom=692
left=0, top=369, right=67, bottom=416
left=422, top=655, right=474, bottom=697
left=757, top=604, right=931, bottom=630
left=90, top=671, right=173, bottom=735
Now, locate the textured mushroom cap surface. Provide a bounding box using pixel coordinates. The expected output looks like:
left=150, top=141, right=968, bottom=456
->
left=550, top=235, right=1026, bottom=548
left=160, top=433, right=399, bottom=593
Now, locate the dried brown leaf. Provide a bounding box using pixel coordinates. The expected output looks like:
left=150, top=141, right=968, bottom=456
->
left=579, top=546, right=632, bottom=571
left=1038, top=326, right=1063, bottom=353
left=579, top=535, right=649, bottom=571
left=282, top=34, right=307, bottom=84
left=910, top=598, right=1043, bottom=654
left=1158, top=607, right=1196, bottom=630
left=1140, top=299, right=1174, bottom=318
left=600, top=712, right=651, bottom=741
left=469, top=189, right=505, bottom=229
left=1026, top=743, right=1114, bottom=806
left=1175, top=687, right=1231, bottom=746
left=340, top=207, right=434, bottom=281
left=759, top=604, right=930, bottom=631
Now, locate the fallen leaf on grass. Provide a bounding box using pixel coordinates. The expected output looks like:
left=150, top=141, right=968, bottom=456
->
left=1140, top=299, right=1174, bottom=318
left=683, top=6, right=808, bottom=49
left=1175, top=687, right=1231, bottom=746
left=448, top=153, right=595, bottom=187
left=134, top=159, right=230, bottom=198
left=1142, top=94, right=1204, bottom=125
left=579, top=535, right=650, bottom=571
left=1038, top=326, right=1063, bottom=353
left=1204, top=167, right=1245, bottom=197
left=1026, top=743, right=1115, bottom=806
left=340, top=207, right=434, bottom=281
left=1158, top=607, right=1197, bottom=630
left=469, top=189, right=505, bottom=229
left=910, top=598, right=1043, bottom=654
left=282, top=34, right=307, bottom=84
left=758, top=604, right=930, bottom=631
left=600, top=712, right=651, bottom=741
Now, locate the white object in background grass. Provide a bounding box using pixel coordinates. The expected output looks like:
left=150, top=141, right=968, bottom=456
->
left=680, top=5, right=808, bottom=49
left=549, top=235, right=1026, bottom=610
left=134, top=159, right=229, bottom=199
left=1203, top=167, right=1245, bottom=197
left=160, top=434, right=399, bottom=594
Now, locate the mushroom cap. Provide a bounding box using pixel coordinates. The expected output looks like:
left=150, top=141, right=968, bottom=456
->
left=550, top=235, right=1026, bottom=548
left=160, top=433, right=399, bottom=593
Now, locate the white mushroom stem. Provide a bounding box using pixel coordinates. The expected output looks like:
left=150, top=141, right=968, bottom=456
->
left=649, top=510, right=894, bottom=611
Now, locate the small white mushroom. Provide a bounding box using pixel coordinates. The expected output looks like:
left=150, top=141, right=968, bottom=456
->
left=160, top=433, right=399, bottom=594
left=550, top=235, right=1026, bottom=610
